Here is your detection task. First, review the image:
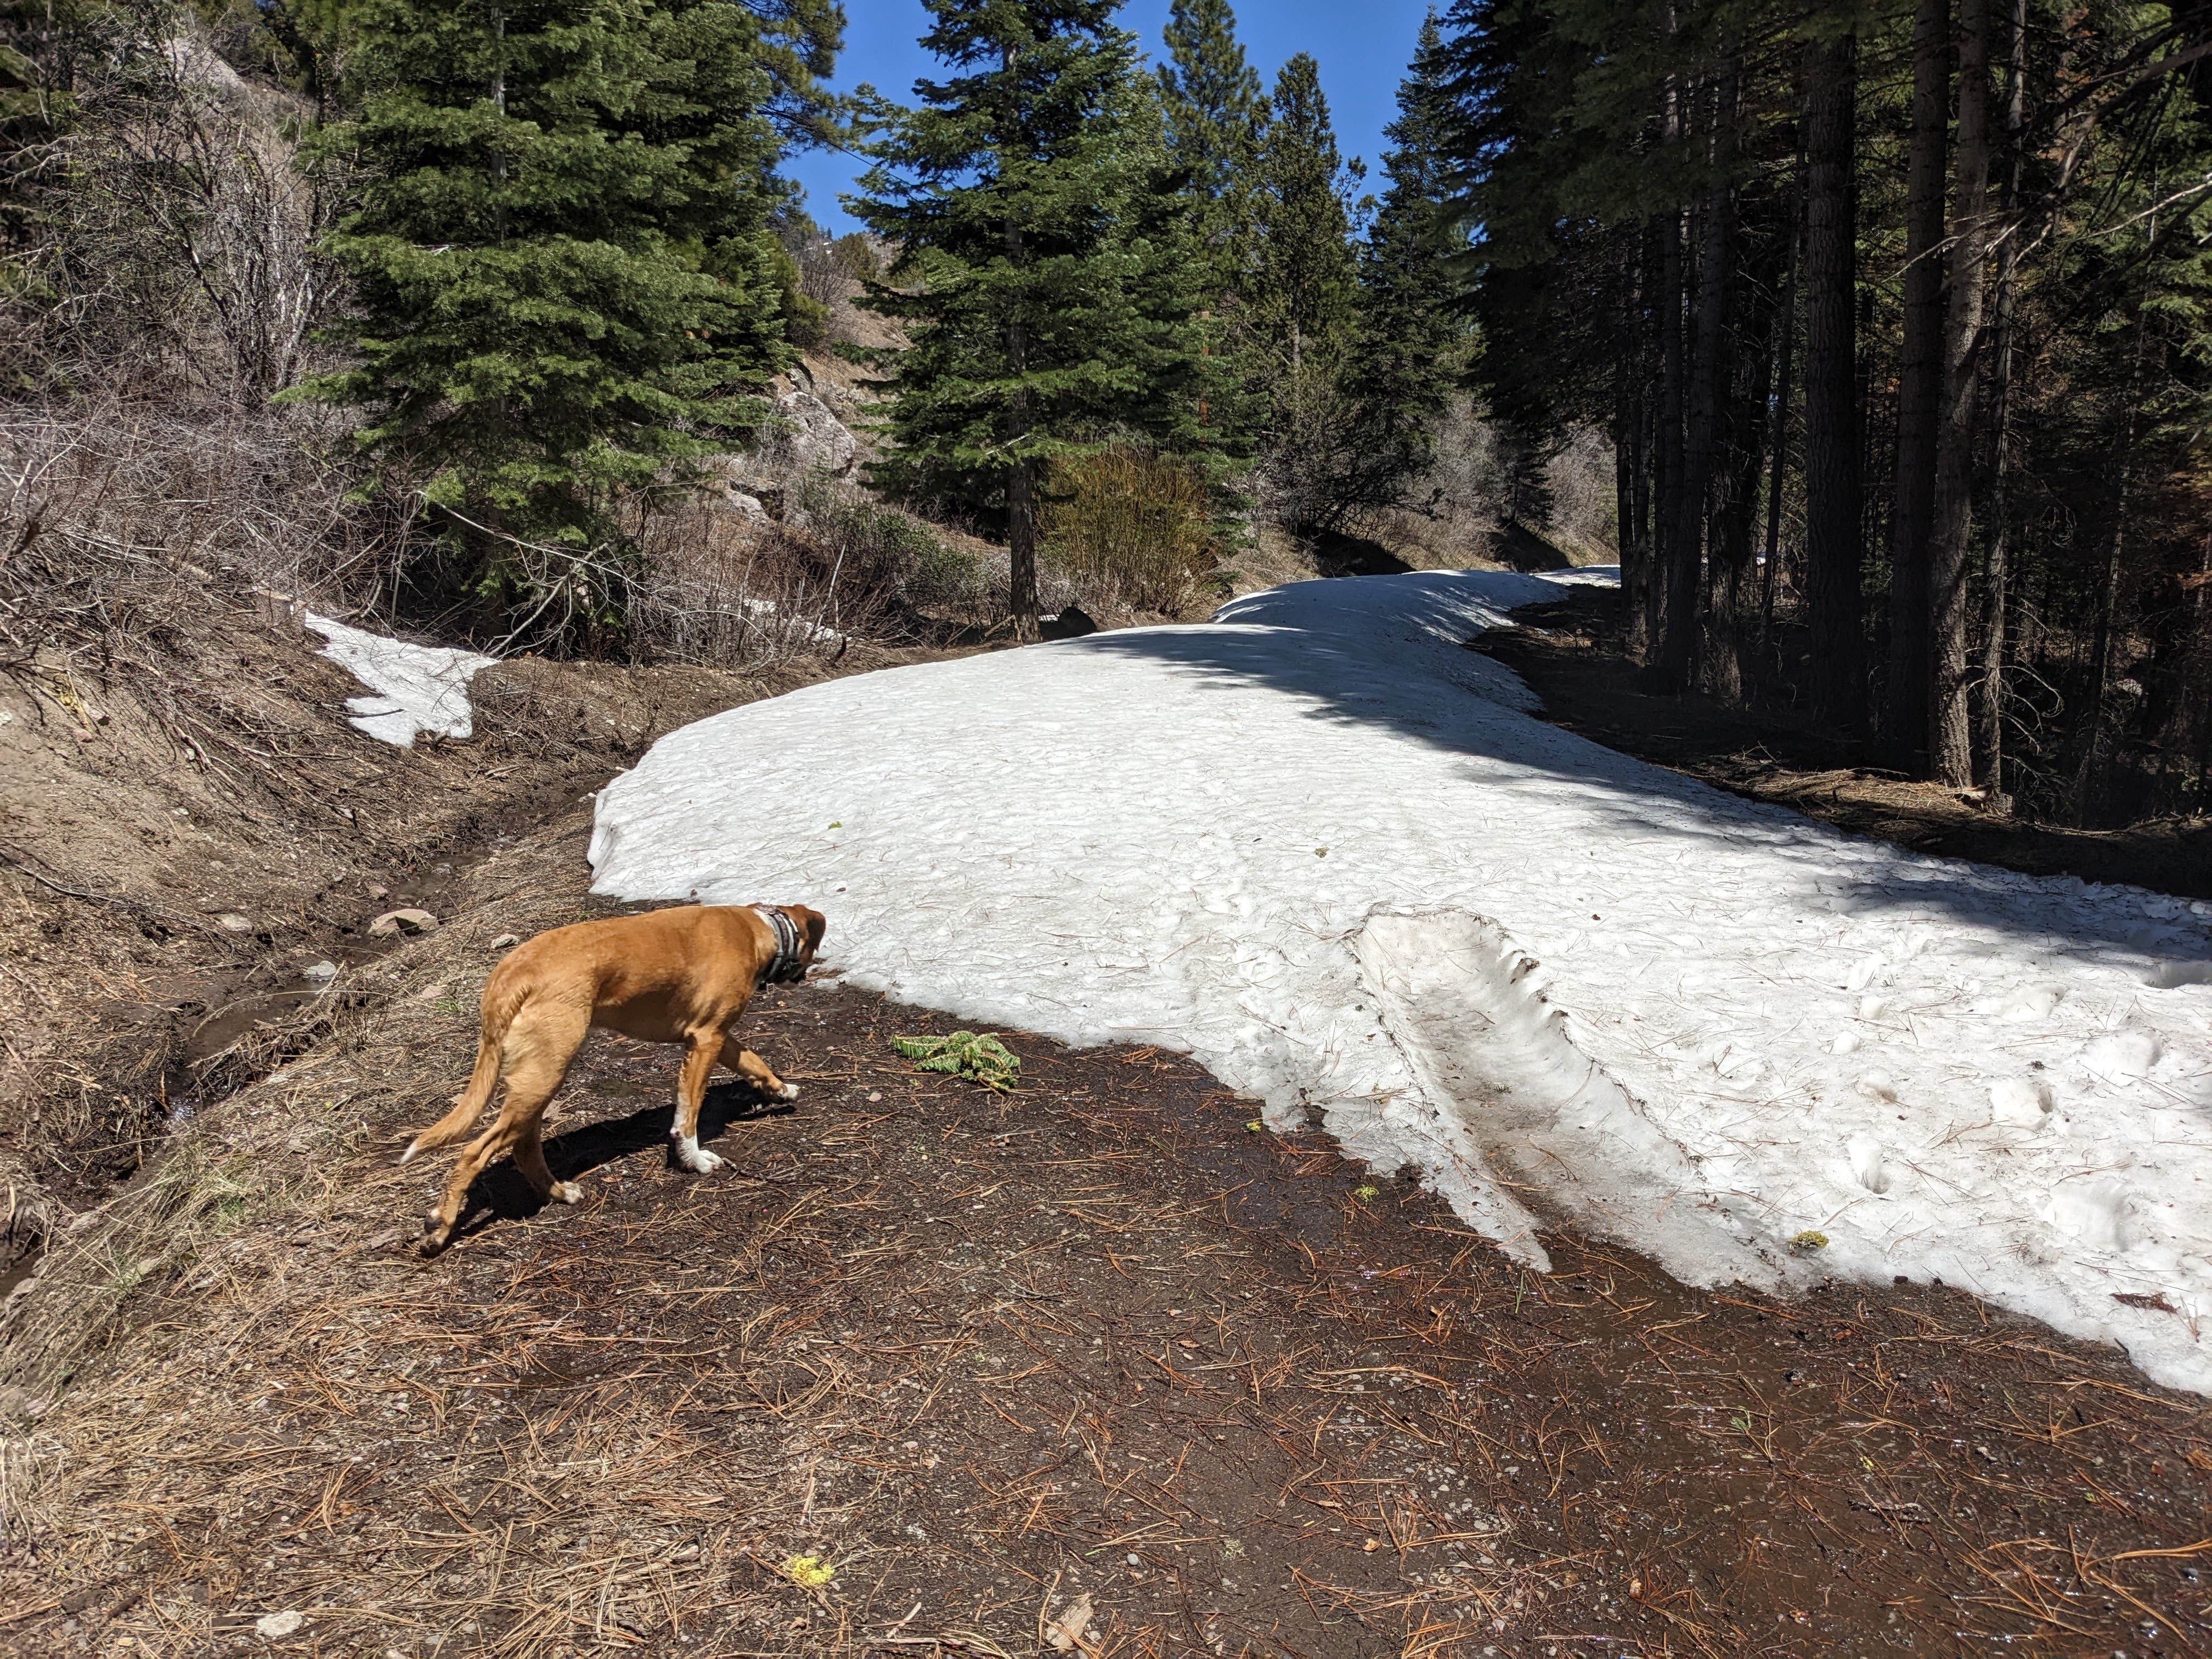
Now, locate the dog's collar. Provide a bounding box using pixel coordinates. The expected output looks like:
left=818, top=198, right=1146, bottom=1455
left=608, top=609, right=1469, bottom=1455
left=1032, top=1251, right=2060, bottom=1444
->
left=754, top=905, right=805, bottom=986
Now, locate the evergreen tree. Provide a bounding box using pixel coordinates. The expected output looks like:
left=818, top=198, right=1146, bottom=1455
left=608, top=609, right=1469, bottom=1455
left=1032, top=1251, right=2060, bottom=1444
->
left=1155, top=0, right=1264, bottom=229
left=297, top=0, right=797, bottom=625
left=1353, top=15, right=1464, bottom=499
left=853, top=0, right=1214, bottom=641
left=0, top=0, right=94, bottom=331
left=1249, top=52, right=1356, bottom=369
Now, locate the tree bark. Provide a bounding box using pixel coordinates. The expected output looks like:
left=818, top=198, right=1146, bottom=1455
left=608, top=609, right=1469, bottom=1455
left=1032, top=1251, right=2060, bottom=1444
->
left=1007, top=455, right=1039, bottom=641
left=1928, top=0, right=1993, bottom=785
left=1760, top=186, right=1801, bottom=645
left=2073, top=318, right=2146, bottom=824
left=1663, top=66, right=1738, bottom=692
left=1615, top=285, right=1648, bottom=658
left=1972, top=0, right=2026, bottom=803
left=1801, top=33, right=1863, bottom=729
left=1883, top=0, right=1950, bottom=770
left=1655, top=196, right=1686, bottom=667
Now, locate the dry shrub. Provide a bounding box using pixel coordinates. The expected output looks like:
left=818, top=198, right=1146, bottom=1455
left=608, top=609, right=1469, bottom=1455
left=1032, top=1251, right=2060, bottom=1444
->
left=1042, top=445, right=1215, bottom=614
left=0, top=397, right=403, bottom=635
left=623, top=476, right=967, bottom=664
left=27, top=18, right=340, bottom=400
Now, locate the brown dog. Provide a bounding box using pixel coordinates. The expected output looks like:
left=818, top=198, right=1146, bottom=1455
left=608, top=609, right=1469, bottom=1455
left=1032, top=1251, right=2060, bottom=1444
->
left=401, top=902, right=827, bottom=1255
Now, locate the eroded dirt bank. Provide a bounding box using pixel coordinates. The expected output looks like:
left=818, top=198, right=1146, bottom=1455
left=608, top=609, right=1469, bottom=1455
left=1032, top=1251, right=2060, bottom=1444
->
left=2, top=801, right=2206, bottom=1659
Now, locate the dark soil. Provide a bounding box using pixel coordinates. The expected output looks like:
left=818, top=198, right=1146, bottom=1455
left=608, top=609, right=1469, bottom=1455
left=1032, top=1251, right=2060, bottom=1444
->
left=1476, top=587, right=2212, bottom=900
left=5, top=802, right=2208, bottom=1658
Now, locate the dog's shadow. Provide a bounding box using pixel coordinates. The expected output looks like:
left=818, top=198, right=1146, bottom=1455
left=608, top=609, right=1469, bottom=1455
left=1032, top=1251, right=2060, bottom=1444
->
left=446, top=1081, right=797, bottom=1246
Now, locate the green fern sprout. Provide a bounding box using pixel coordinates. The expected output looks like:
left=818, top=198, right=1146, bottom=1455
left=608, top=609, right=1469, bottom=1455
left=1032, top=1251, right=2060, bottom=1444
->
left=890, top=1032, right=1022, bottom=1093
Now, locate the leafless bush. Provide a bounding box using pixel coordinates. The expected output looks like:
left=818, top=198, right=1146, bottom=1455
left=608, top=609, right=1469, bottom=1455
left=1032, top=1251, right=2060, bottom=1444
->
left=29, top=14, right=338, bottom=399
left=1, top=397, right=404, bottom=638
left=1542, top=427, right=1619, bottom=563
left=772, top=217, right=892, bottom=351
left=620, top=491, right=909, bottom=666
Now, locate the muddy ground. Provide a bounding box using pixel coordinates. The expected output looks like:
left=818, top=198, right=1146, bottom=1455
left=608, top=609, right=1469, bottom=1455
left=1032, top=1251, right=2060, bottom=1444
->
left=1475, top=588, right=2212, bottom=900
left=2, top=793, right=2208, bottom=1659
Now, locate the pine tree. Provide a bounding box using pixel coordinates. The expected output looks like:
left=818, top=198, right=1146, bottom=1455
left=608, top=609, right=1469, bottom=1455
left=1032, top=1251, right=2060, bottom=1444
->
left=296, top=0, right=795, bottom=621
left=1353, top=16, right=1464, bottom=498
left=1155, top=0, right=1264, bottom=229
left=1249, top=52, right=1356, bottom=370
left=853, top=0, right=1213, bottom=642
left=0, top=0, right=93, bottom=328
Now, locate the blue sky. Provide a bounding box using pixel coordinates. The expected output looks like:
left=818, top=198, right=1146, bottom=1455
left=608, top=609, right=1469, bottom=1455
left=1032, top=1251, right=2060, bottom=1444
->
left=783, top=1, right=1442, bottom=233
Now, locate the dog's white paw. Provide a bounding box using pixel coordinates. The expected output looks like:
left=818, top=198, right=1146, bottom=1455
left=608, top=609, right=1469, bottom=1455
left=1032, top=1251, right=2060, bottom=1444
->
left=776, top=1081, right=800, bottom=1102
left=672, top=1133, right=725, bottom=1175
left=550, top=1180, right=583, bottom=1205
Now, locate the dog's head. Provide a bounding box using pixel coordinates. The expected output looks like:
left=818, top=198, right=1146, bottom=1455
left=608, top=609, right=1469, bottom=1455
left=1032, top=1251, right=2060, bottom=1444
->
left=761, top=904, right=827, bottom=984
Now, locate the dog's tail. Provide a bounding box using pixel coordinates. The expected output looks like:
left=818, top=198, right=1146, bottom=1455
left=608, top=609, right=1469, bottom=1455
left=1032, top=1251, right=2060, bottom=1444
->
left=399, top=973, right=527, bottom=1164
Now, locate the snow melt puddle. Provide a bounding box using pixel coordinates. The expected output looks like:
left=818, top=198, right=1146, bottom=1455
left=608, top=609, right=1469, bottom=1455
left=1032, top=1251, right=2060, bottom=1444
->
left=305, top=614, right=497, bottom=748
left=589, top=567, right=2212, bottom=1393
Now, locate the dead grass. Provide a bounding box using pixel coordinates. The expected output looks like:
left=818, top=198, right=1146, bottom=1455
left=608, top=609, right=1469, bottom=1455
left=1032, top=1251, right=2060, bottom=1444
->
left=2, top=802, right=2207, bottom=1658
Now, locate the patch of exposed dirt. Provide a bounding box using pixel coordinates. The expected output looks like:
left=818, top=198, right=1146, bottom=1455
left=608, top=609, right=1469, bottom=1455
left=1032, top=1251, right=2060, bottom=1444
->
left=2, top=804, right=2207, bottom=1658
left=1477, top=586, right=2212, bottom=900
left=0, top=562, right=944, bottom=1269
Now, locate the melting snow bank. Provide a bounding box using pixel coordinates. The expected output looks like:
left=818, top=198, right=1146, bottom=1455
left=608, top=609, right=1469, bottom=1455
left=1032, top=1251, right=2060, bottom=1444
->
left=589, top=568, right=2212, bottom=1392
left=305, top=614, right=498, bottom=748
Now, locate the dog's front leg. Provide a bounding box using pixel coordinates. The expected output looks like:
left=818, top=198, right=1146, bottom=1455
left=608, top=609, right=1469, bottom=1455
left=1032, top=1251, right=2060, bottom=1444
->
left=730, top=1048, right=800, bottom=1102
left=670, top=1029, right=727, bottom=1174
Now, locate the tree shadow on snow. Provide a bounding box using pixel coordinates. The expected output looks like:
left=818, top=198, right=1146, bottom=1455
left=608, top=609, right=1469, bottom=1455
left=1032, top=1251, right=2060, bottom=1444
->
left=1072, top=572, right=2208, bottom=971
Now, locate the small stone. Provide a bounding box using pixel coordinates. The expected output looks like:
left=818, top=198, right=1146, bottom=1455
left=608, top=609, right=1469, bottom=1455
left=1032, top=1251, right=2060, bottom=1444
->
left=216, top=913, right=253, bottom=933
left=366, top=883, right=390, bottom=899
left=301, top=960, right=338, bottom=985
left=254, top=1611, right=304, bottom=1640
left=368, top=907, right=438, bottom=938
left=489, top=933, right=521, bottom=950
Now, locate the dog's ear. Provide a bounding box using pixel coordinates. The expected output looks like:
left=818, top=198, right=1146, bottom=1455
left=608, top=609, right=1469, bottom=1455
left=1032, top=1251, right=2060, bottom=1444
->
left=797, top=907, right=827, bottom=955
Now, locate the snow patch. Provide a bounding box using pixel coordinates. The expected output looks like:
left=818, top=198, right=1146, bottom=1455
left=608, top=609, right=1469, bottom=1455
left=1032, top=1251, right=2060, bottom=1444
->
left=305, top=614, right=496, bottom=748
left=589, top=566, right=2212, bottom=1393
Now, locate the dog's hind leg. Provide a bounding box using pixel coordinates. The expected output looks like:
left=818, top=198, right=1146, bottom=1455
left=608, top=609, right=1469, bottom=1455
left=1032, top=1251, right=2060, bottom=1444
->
left=512, top=1118, right=580, bottom=1208
left=670, top=1028, right=727, bottom=1174
left=420, top=1003, right=588, bottom=1255
left=725, top=1048, right=800, bottom=1102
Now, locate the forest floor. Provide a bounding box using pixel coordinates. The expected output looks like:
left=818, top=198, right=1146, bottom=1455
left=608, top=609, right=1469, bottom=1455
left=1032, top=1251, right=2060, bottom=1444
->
left=4, top=577, right=2211, bottom=1659
left=1476, top=588, right=2212, bottom=900
left=4, top=804, right=2210, bottom=1659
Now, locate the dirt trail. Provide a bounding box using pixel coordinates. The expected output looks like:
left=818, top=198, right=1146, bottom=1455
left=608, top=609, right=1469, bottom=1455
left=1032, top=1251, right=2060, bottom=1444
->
left=3, top=797, right=2207, bottom=1659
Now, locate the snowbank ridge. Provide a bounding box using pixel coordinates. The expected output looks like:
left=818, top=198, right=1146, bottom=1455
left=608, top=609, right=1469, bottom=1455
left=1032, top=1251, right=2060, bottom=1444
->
left=590, top=568, right=2212, bottom=1393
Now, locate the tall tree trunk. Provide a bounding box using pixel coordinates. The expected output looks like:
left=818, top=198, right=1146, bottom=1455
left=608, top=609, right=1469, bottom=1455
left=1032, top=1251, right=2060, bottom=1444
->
left=1655, top=195, right=1686, bottom=665
left=1973, top=0, right=2027, bottom=803
left=1007, top=284, right=1039, bottom=642
left=1760, top=187, right=1802, bottom=645
left=1615, top=233, right=1648, bottom=657
left=1883, top=0, right=1950, bottom=770
left=1928, top=0, right=1994, bottom=785
left=2194, top=534, right=2212, bottom=811
left=1714, top=342, right=1769, bottom=703
left=1007, top=456, right=1039, bottom=640
left=998, top=39, right=1039, bottom=645
left=1664, top=65, right=1738, bottom=692
left=1630, top=297, right=1656, bottom=661
left=2073, top=318, right=2146, bottom=824
left=1801, top=34, right=1863, bottom=728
